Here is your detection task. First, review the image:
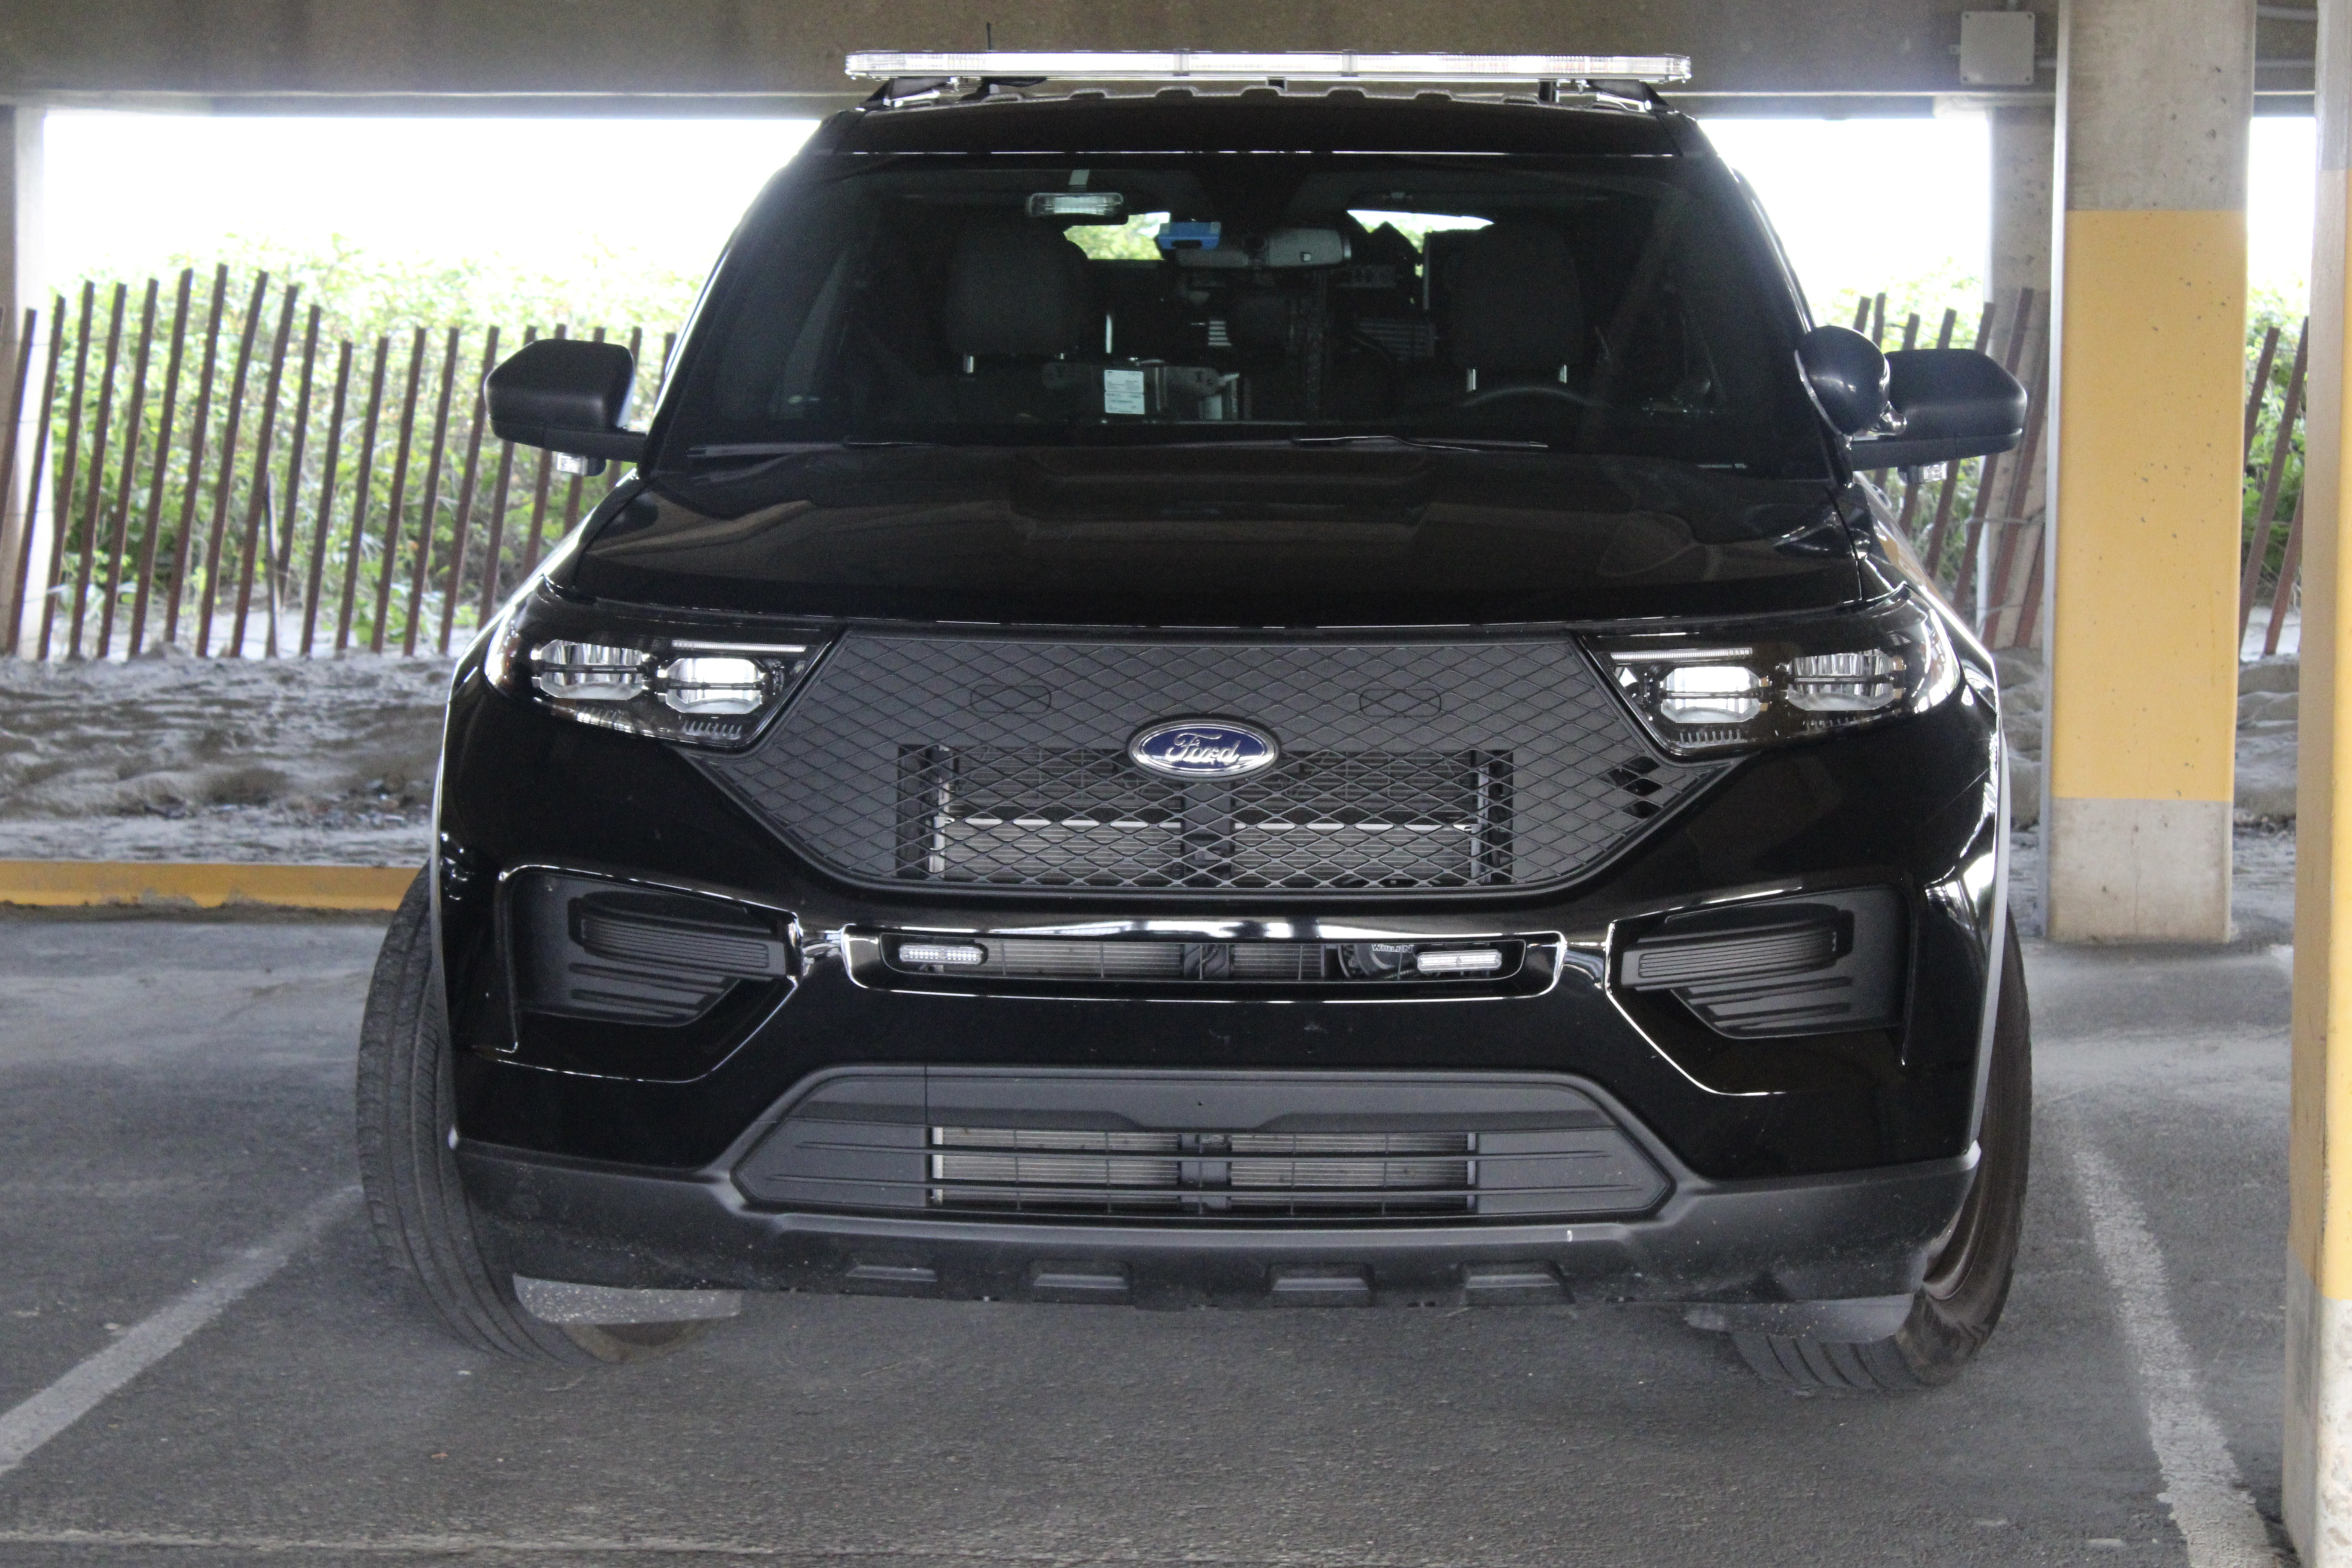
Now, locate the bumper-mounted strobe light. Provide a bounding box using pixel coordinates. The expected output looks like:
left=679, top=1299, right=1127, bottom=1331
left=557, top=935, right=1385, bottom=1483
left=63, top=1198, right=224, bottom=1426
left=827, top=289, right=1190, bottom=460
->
left=898, top=941, right=988, bottom=967
left=1414, top=948, right=1505, bottom=975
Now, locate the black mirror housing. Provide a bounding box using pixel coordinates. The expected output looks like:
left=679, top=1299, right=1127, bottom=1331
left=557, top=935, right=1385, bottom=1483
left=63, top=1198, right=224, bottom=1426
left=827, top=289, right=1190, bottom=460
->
left=485, top=339, right=648, bottom=463
left=1848, top=348, right=2028, bottom=468
left=1796, top=325, right=1890, bottom=436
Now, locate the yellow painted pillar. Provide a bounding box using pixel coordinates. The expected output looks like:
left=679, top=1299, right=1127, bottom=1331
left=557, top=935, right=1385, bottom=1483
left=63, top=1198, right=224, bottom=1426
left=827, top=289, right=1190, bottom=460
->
left=2289, top=6, right=2352, bottom=1554
left=2041, top=0, right=2251, bottom=942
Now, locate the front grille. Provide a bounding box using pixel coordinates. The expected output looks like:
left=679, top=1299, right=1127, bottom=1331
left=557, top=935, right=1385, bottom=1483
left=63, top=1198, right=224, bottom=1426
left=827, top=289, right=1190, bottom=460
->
left=698, top=635, right=1721, bottom=895
left=732, top=1068, right=1674, bottom=1223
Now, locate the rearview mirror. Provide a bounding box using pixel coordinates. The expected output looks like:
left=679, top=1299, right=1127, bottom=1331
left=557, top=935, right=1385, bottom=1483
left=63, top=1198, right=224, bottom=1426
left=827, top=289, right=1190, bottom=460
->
left=1848, top=349, right=2027, bottom=468
left=485, top=339, right=647, bottom=474
left=1796, top=325, right=1890, bottom=436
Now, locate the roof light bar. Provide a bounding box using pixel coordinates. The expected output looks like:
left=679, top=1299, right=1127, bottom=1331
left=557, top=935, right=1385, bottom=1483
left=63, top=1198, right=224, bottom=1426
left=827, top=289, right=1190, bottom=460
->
left=845, top=51, right=1692, bottom=86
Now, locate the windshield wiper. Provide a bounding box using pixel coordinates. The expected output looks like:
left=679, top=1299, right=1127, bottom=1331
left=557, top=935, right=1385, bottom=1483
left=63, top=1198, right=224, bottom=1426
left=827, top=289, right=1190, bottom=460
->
left=685, top=439, right=938, bottom=467
left=1290, top=434, right=1552, bottom=453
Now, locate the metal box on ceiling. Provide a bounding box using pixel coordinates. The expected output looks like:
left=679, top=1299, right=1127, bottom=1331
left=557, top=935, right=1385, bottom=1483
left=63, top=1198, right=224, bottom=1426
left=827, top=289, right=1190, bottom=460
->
left=1959, top=10, right=2039, bottom=87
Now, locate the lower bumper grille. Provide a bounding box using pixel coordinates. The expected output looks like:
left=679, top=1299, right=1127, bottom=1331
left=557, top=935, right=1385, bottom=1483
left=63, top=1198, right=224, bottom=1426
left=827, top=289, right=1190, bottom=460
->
left=733, top=1068, right=1672, bottom=1223
left=929, top=1128, right=1478, bottom=1217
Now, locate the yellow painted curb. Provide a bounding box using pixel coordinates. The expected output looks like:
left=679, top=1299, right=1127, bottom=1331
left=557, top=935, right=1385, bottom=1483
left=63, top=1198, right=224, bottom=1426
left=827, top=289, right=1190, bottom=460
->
left=0, top=861, right=415, bottom=911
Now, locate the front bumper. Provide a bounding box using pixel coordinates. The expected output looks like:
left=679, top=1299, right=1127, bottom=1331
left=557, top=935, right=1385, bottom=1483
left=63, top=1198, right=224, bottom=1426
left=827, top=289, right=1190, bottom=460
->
left=434, top=619, right=2006, bottom=1306
left=461, top=1127, right=1978, bottom=1310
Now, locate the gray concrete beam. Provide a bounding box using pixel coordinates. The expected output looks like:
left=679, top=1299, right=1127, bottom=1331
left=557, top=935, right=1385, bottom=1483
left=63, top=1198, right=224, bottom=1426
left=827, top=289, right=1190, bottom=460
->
left=0, top=0, right=2065, bottom=108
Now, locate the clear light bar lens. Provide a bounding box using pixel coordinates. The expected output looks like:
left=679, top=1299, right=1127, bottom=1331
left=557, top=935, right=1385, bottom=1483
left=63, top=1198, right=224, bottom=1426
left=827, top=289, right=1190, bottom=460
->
left=899, top=942, right=988, bottom=967
left=846, top=50, right=1693, bottom=84
left=1415, top=948, right=1505, bottom=975
left=1788, top=649, right=1905, bottom=714
left=1658, top=664, right=1765, bottom=725
left=532, top=642, right=646, bottom=702
left=659, top=656, right=768, bottom=716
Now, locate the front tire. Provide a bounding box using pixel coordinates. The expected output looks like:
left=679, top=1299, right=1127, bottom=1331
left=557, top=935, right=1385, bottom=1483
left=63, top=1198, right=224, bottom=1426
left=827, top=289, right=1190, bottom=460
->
left=1732, top=914, right=2032, bottom=1392
left=354, top=870, right=699, bottom=1364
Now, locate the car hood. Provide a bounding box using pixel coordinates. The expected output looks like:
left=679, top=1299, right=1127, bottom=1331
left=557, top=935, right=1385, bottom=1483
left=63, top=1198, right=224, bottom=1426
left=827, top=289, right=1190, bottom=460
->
left=566, top=446, right=1862, bottom=626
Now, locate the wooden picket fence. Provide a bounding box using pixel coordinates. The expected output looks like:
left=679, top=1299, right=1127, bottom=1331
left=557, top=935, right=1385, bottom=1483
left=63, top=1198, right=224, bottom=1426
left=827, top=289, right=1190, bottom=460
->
left=1856, top=285, right=2305, bottom=656
left=0, top=268, right=2308, bottom=661
left=2236, top=314, right=2308, bottom=659
left=0, top=267, right=675, bottom=661
left=1851, top=286, right=2052, bottom=651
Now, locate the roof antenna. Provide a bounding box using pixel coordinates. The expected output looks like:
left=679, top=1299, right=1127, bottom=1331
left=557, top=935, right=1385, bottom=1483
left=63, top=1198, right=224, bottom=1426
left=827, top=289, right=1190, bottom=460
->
left=985, top=22, right=994, bottom=48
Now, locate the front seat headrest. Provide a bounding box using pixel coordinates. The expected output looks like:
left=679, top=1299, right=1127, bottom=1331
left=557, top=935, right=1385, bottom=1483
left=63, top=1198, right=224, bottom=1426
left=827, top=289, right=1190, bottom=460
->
left=1447, top=222, right=1584, bottom=373
left=942, top=219, right=1096, bottom=359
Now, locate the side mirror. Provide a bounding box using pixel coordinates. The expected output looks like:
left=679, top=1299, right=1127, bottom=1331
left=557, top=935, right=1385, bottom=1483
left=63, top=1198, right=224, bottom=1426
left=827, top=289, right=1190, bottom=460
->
left=1848, top=349, right=2028, bottom=467
left=485, top=339, right=647, bottom=474
left=1796, top=325, right=1890, bottom=435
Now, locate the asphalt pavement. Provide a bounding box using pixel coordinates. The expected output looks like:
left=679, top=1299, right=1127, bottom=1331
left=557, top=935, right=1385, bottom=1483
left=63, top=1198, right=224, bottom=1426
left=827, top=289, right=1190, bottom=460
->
left=0, top=901, right=2297, bottom=1567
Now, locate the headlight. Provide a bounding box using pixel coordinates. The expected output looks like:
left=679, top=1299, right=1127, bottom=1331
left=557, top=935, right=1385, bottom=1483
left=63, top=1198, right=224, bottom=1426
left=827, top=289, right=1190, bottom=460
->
left=484, top=591, right=822, bottom=749
left=1586, top=593, right=1958, bottom=757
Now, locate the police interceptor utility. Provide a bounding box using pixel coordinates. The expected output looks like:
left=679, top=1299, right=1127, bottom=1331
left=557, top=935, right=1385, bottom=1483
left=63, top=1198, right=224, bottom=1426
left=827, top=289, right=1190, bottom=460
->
left=357, top=50, right=2031, bottom=1390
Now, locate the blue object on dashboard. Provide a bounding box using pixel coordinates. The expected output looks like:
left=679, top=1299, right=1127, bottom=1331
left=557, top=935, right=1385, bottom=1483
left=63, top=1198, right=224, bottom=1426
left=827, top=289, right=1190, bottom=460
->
left=1155, top=220, right=1223, bottom=252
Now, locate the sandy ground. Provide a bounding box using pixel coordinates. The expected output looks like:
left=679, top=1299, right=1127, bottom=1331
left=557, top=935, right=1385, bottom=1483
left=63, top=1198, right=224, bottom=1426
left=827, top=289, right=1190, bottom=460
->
left=0, top=654, right=447, bottom=867
left=2000, top=648, right=2298, bottom=831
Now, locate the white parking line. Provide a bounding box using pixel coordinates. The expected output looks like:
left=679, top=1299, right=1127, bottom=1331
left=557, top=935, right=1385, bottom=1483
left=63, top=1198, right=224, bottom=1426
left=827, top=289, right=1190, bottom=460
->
left=2068, top=1137, right=2276, bottom=1567
left=0, top=1186, right=358, bottom=1480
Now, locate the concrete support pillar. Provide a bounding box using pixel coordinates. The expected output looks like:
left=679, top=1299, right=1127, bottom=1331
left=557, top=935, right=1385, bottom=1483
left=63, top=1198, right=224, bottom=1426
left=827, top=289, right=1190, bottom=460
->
left=1990, top=106, right=2055, bottom=550
left=2040, top=0, right=2251, bottom=942
left=0, top=104, right=41, bottom=646
left=2288, top=6, right=2352, bottom=1553
left=1991, top=105, right=2056, bottom=313
left=0, top=104, right=37, bottom=342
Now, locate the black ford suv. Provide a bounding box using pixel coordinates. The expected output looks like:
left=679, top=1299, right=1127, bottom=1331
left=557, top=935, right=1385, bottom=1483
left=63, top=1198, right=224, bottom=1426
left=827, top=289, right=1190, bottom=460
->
left=357, top=54, right=2031, bottom=1392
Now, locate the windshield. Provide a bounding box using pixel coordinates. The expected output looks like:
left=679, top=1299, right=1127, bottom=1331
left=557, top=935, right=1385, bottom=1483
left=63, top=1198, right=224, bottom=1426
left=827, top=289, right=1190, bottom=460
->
left=654, top=151, right=1828, bottom=477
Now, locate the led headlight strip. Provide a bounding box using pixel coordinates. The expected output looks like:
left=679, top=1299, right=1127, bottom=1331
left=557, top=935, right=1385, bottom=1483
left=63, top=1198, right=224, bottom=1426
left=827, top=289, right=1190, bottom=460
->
left=1585, top=593, right=1959, bottom=758
left=484, top=592, right=822, bottom=749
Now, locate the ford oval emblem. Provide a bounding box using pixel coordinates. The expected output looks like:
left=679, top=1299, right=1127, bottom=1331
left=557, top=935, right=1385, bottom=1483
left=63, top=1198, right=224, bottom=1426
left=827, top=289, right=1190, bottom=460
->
left=1128, top=718, right=1280, bottom=780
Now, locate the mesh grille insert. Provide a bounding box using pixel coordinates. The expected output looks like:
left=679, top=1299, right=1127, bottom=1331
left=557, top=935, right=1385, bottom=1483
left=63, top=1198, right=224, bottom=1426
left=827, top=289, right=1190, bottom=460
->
left=698, top=635, right=1720, bottom=895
